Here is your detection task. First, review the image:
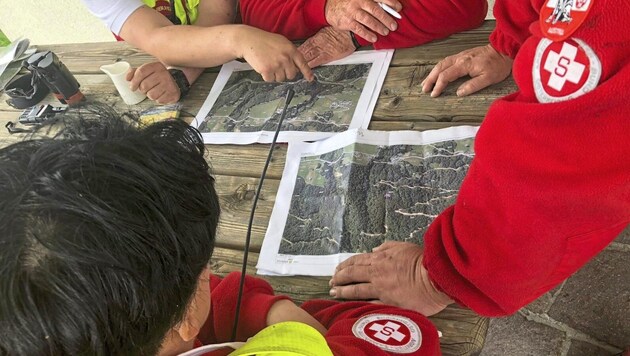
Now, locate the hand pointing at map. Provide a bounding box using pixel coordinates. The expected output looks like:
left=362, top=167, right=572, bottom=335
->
left=237, top=27, right=315, bottom=82
left=330, top=242, right=453, bottom=316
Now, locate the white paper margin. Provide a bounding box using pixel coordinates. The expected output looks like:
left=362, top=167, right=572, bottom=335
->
left=256, top=126, right=479, bottom=276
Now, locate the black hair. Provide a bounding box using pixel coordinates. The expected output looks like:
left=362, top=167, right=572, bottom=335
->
left=0, top=106, right=220, bottom=355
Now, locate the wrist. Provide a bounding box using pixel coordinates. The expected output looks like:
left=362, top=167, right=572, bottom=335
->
left=229, top=25, right=248, bottom=59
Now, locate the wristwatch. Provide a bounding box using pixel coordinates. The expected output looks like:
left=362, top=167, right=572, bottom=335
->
left=168, top=68, right=191, bottom=99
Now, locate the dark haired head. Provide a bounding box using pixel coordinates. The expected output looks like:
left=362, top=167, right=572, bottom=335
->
left=0, top=107, right=220, bottom=355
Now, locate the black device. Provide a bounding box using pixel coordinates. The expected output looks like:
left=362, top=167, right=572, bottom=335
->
left=24, top=51, right=85, bottom=106
left=17, top=104, right=66, bottom=125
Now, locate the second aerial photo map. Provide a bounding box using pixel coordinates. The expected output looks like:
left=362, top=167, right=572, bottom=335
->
left=279, top=139, right=475, bottom=255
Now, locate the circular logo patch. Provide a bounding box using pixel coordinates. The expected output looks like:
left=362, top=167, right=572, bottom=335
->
left=533, top=37, right=601, bottom=103
left=352, top=314, right=422, bottom=353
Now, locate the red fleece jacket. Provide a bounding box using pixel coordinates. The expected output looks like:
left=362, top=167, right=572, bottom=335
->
left=423, top=0, right=630, bottom=316
left=239, top=0, right=487, bottom=49
left=195, top=272, right=441, bottom=355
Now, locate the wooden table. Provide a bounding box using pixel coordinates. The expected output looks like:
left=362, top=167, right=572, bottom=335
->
left=0, top=21, right=515, bottom=355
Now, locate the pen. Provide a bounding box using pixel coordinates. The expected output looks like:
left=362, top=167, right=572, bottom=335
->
left=378, top=3, right=402, bottom=20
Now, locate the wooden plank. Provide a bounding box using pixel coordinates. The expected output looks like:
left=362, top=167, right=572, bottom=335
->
left=213, top=175, right=279, bottom=250
left=211, top=246, right=488, bottom=356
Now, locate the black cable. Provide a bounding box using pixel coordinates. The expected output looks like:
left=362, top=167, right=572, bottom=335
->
left=231, top=87, right=295, bottom=341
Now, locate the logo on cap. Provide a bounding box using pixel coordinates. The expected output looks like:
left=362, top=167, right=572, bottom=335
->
left=352, top=314, right=422, bottom=353
left=533, top=37, right=601, bottom=103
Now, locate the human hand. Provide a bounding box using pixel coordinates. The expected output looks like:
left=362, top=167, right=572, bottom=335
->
left=325, top=0, right=402, bottom=43
left=330, top=241, right=453, bottom=316
left=126, top=62, right=181, bottom=104
left=236, top=26, right=314, bottom=82
left=421, top=44, right=513, bottom=98
left=298, top=27, right=356, bottom=68
left=267, top=299, right=327, bottom=335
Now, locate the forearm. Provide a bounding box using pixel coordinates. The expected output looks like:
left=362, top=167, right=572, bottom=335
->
left=169, top=0, right=237, bottom=85
left=136, top=24, right=244, bottom=68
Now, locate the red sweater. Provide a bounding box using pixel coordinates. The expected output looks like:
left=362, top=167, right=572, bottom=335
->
left=239, top=0, right=487, bottom=49
left=196, top=272, right=441, bottom=355
left=423, top=0, right=630, bottom=316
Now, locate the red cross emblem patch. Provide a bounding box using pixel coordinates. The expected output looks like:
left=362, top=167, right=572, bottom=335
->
left=532, top=37, right=601, bottom=103
left=539, top=0, right=594, bottom=41
left=352, top=314, right=422, bottom=353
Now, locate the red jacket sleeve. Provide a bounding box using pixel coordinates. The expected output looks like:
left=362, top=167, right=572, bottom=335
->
left=240, top=0, right=487, bottom=50
left=423, top=0, right=630, bottom=317
left=302, top=300, right=441, bottom=355
left=239, top=0, right=329, bottom=40
left=422, top=2, right=630, bottom=315
left=198, top=272, right=290, bottom=343
left=489, top=0, right=540, bottom=58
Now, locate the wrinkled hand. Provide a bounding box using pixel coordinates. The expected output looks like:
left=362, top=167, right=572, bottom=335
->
left=298, top=27, right=356, bottom=68
left=422, top=44, right=513, bottom=98
left=238, top=26, right=314, bottom=82
left=330, top=241, right=453, bottom=316
left=325, top=0, right=402, bottom=43
left=127, top=62, right=181, bottom=104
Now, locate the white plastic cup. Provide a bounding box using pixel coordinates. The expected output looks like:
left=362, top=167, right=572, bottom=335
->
left=100, top=61, right=147, bottom=105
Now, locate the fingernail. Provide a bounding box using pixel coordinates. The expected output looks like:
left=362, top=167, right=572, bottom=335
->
left=329, top=288, right=337, bottom=297
left=390, top=23, right=397, bottom=31
left=457, top=89, right=464, bottom=96
left=383, top=29, right=389, bottom=36
left=431, top=91, right=438, bottom=98
left=328, top=279, right=333, bottom=287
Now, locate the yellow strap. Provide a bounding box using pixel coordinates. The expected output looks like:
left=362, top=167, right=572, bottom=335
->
left=229, top=322, right=333, bottom=356
left=142, top=0, right=199, bottom=25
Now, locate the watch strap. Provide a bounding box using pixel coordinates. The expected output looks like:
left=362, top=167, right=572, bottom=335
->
left=168, top=68, right=191, bottom=99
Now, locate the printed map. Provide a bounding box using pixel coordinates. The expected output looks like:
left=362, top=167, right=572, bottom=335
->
left=198, top=64, right=371, bottom=133
left=278, top=139, right=475, bottom=255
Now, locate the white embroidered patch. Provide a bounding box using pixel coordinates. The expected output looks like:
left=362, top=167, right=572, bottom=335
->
left=352, top=314, right=422, bottom=353
left=533, top=37, right=601, bottom=103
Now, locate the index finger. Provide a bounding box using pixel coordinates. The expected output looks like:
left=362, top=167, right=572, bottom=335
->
left=363, top=1, right=397, bottom=32
left=293, top=51, right=314, bottom=81
left=129, top=65, right=160, bottom=91
left=421, top=57, right=456, bottom=93
left=335, top=253, right=372, bottom=272
left=126, top=67, right=136, bottom=82
left=331, top=263, right=373, bottom=287
left=430, top=63, right=471, bottom=97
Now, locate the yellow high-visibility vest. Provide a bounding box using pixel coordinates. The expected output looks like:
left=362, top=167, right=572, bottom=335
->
left=142, top=0, right=200, bottom=25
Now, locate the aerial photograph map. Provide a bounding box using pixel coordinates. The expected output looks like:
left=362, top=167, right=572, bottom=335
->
left=278, top=139, right=475, bottom=256
left=197, top=64, right=372, bottom=133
